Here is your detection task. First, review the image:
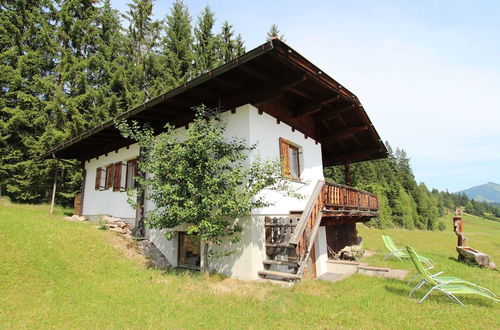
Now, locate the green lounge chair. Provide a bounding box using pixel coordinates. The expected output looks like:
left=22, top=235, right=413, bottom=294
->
left=406, top=245, right=498, bottom=305
left=382, top=234, right=433, bottom=269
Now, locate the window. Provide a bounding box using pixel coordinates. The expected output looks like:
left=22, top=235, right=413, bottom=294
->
left=105, top=164, right=114, bottom=189
left=279, top=138, right=301, bottom=180
left=288, top=144, right=300, bottom=179
left=177, top=232, right=201, bottom=269
left=126, top=158, right=138, bottom=189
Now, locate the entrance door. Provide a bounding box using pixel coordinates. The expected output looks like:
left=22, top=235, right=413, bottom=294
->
left=177, top=232, right=201, bottom=269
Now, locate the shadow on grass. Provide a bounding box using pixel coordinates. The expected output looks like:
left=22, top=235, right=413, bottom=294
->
left=159, top=267, right=227, bottom=281
left=384, top=285, right=495, bottom=307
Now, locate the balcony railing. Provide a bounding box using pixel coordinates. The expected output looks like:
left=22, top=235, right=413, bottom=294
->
left=324, top=181, right=378, bottom=212
left=288, top=180, right=378, bottom=278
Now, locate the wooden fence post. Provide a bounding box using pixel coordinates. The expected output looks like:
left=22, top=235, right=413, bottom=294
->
left=50, top=159, right=58, bottom=214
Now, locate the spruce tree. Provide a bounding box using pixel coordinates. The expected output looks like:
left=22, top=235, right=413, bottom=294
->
left=124, top=0, right=165, bottom=103
left=193, top=6, right=218, bottom=75
left=0, top=0, right=60, bottom=202
left=163, top=0, right=193, bottom=86
left=219, top=21, right=236, bottom=63
left=266, top=24, right=285, bottom=41
left=95, top=0, right=130, bottom=117
left=234, top=33, right=246, bottom=57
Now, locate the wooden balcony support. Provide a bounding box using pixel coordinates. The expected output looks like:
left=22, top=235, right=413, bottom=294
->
left=287, top=180, right=378, bottom=279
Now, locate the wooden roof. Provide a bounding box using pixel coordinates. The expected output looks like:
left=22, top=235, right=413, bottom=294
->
left=44, top=39, right=387, bottom=166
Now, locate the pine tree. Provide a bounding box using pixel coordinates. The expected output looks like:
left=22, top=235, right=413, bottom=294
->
left=124, top=0, right=165, bottom=103
left=219, top=21, right=236, bottom=63
left=266, top=24, right=285, bottom=41
left=0, top=0, right=61, bottom=202
left=55, top=0, right=105, bottom=135
left=163, top=0, right=193, bottom=86
left=234, top=33, right=246, bottom=57
left=95, top=0, right=131, bottom=117
left=193, top=6, right=218, bottom=75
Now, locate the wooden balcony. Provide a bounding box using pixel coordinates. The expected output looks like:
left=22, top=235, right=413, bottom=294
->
left=322, top=181, right=378, bottom=218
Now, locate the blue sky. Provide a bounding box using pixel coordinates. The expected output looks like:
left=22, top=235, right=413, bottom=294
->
left=111, top=0, right=500, bottom=192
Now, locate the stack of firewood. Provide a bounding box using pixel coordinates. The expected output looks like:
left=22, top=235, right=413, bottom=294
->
left=101, top=215, right=132, bottom=235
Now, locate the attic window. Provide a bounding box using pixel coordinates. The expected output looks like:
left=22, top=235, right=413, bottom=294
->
left=279, top=138, right=301, bottom=180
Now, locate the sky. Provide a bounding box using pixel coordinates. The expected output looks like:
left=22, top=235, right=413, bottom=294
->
left=111, top=0, right=500, bottom=192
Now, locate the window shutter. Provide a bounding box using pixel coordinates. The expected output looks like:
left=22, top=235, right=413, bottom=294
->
left=113, top=162, right=122, bottom=192
left=95, top=167, right=102, bottom=190
left=279, top=138, right=291, bottom=178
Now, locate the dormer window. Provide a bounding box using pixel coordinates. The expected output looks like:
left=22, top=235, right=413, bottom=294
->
left=279, top=138, right=301, bottom=180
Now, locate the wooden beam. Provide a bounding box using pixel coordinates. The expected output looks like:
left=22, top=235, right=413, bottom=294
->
left=293, top=95, right=340, bottom=118
left=238, top=63, right=271, bottom=83
left=287, top=86, right=312, bottom=99
left=315, top=104, right=355, bottom=122
left=321, top=125, right=369, bottom=145
left=323, top=148, right=383, bottom=165
left=218, top=75, right=306, bottom=108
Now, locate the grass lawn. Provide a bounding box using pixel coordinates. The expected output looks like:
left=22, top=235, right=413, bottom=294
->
left=0, top=199, right=498, bottom=329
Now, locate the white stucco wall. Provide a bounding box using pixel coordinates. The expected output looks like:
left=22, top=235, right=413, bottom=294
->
left=82, top=144, right=140, bottom=221
left=246, top=104, right=325, bottom=215
left=81, top=103, right=326, bottom=280
left=315, top=226, right=328, bottom=276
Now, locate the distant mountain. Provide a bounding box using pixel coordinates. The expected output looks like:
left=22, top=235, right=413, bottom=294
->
left=457, top=182, right=500, bottom=203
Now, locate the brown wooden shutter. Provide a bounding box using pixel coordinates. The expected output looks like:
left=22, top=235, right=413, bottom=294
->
left=113, top=162, right=122, bottom=191
left=106, top=164, right=114, bottom=189
left=95, top=167, right=102, bottom=190
left=279, top=138, right=291, bottom=178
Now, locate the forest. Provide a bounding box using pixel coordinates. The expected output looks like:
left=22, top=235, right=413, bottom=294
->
left=325, top=143, right=500, bottom=229
left=1, top=0, right=498, bottom=229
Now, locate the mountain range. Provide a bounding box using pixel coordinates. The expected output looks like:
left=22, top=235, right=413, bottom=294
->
left=457, top=182, right=500, bottom=204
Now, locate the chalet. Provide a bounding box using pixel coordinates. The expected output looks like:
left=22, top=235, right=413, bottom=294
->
left=45, top=39, right=387, bottom=281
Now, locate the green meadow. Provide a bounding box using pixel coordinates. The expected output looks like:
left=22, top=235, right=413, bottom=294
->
left=1, top=199, right=498, bottom=329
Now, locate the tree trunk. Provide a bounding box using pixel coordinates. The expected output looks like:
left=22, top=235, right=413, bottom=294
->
left=203, top=243, right=210, bottom=273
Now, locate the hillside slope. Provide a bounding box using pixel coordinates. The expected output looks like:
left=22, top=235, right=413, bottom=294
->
left=0, top=199, right=498, bottom=328
left=458, top=182, right=500, bottom=203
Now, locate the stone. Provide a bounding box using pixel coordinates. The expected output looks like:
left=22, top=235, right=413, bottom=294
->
left=64, top=215, right=87, bottom=222
left=138, top=240, right=172, bottom=270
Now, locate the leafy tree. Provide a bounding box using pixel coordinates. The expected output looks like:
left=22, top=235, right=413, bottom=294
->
left=117, top=107, right=299, bottom=272
left=266, top=23, right=285, bottom=41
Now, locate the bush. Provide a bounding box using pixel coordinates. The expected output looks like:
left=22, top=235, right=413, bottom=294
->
left=97, top=217, right=108, bottom=230
left=437, top=221, right=446, bottom=231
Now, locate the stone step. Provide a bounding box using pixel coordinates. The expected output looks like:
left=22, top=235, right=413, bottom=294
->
left=264, top=223, right=297, bottom=227
left=258, top=270, right=300, bottom=281
left=263, top=260, right=298, bottom=267
left=266, top=243, right=294, bottom=248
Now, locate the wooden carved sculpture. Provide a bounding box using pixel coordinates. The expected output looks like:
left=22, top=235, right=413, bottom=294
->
left=453, top=208, right=466, bottom=247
